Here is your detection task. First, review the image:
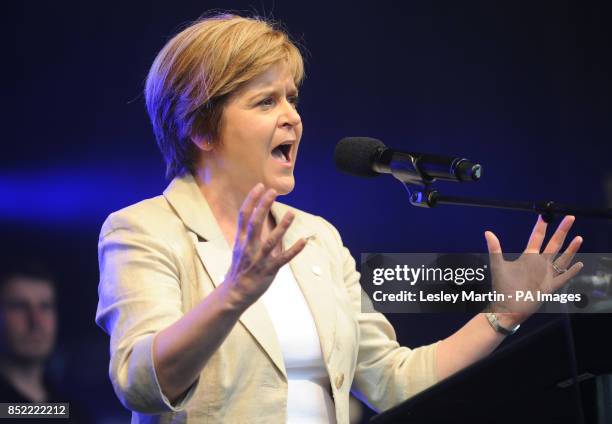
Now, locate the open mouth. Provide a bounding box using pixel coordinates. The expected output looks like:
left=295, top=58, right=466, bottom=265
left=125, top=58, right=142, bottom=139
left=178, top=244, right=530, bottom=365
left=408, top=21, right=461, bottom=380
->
left=271, top=141, right=293, bottom=164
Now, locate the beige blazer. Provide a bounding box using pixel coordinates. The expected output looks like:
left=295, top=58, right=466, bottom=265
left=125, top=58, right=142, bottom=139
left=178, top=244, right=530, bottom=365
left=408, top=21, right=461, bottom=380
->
left=95, top=172, right=439, bottom=423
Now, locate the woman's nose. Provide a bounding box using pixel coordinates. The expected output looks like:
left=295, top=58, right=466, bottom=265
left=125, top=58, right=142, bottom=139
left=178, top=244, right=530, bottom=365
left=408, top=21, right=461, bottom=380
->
left=280, top=100, right=301, bottom=128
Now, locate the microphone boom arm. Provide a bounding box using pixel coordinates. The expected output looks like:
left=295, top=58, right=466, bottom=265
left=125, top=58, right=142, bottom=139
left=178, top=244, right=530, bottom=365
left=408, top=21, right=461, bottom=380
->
left=393, top=170, right=612, bottom=223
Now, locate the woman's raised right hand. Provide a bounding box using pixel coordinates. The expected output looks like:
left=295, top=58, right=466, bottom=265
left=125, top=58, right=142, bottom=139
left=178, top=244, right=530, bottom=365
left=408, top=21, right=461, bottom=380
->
left=221, top=183, right=307, bottom=311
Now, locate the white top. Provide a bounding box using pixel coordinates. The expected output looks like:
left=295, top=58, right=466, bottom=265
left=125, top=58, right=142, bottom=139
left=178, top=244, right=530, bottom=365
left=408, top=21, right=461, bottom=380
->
left=260, top=264, right=337, bottom=424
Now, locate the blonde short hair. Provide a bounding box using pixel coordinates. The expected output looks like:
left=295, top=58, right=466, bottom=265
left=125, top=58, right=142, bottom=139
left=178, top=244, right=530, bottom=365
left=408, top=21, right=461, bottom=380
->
left=145, top=13, right=305, bottom=180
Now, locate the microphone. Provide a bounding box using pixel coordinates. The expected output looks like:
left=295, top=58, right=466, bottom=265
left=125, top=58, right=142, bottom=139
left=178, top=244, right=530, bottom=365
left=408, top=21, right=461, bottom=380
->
left=334, top=137, right=482, bottom=183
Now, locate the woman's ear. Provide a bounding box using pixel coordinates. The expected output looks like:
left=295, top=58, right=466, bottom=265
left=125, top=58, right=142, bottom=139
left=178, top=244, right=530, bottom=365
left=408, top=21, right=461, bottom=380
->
left=191, top=134, right=214, bottom=152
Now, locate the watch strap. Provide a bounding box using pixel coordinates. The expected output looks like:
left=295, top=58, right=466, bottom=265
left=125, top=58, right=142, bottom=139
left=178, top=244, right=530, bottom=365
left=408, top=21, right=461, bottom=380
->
left=485, top=312, right=520, bottom=336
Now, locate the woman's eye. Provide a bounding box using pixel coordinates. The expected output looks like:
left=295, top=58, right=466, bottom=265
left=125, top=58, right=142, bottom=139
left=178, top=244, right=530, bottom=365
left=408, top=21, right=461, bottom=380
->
left=258, top=96, right=299, bottom=109
left=259, top=97, right=275, bottom=107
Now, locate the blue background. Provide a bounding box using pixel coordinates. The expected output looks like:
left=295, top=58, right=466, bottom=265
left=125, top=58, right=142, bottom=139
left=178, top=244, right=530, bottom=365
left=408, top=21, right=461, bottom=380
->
left=5, top=1, right=611, bottom=422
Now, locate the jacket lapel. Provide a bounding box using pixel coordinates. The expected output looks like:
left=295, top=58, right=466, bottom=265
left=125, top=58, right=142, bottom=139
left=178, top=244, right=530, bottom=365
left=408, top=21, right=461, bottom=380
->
left=163, top=173, right=337, bottom=379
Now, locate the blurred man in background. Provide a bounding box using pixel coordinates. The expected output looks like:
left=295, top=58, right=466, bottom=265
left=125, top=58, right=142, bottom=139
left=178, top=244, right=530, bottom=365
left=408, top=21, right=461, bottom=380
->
left=0, top=261, right=91, bottom=423
left=0, top=262, right=57, bottom=402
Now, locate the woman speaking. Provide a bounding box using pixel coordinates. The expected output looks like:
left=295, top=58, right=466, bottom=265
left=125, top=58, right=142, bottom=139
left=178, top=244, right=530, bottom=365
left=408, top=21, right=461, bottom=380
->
left=95, top=13, right=583, bottom=423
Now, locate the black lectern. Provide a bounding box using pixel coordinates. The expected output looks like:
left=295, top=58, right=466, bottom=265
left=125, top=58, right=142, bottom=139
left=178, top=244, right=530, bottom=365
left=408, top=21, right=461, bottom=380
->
left=371, top=315, right=612, bottom=424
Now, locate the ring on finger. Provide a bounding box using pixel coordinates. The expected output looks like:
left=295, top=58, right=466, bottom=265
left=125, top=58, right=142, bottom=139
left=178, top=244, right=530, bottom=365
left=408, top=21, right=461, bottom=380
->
left=552, top=261, right=567, bottom=275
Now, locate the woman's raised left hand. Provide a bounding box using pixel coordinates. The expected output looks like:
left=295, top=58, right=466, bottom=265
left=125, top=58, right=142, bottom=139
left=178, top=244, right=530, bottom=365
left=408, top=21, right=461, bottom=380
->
left=484, top=215, right=584, bottom=325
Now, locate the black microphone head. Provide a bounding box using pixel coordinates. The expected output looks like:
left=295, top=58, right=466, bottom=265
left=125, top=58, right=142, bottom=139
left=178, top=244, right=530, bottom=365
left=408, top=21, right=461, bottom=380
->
left=334, top=137, right=386, bottom=177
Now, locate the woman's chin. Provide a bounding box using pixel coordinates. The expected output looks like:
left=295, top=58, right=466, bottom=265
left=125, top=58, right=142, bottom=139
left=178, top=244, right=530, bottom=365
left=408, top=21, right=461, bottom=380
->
left=267, top=176, right=295, bottom=196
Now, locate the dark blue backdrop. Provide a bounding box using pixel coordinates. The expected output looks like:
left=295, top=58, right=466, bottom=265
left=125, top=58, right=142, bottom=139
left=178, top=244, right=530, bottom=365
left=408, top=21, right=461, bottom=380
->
left=5, top=1, right=611, bottom=422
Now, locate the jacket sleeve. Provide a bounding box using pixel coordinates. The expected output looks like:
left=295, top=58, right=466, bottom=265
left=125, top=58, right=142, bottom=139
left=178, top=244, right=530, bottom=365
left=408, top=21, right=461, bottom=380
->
left=317, top=216, right=440, bottom=412
left=95, top=212, right=200, bottom=414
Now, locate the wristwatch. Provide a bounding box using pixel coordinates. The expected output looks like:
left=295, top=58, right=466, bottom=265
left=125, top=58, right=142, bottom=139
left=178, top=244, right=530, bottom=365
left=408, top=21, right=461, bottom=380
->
left=485, top=312, right=520, bottom=336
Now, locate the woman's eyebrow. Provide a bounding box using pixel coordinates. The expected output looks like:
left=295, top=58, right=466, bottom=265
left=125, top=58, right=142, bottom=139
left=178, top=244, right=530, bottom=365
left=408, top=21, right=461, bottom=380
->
left=248, top=87, right=299, bottom=100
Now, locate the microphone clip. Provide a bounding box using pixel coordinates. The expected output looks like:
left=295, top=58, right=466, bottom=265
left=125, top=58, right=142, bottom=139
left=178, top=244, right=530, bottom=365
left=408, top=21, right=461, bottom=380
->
left=401, top=181, right=441, bottom=209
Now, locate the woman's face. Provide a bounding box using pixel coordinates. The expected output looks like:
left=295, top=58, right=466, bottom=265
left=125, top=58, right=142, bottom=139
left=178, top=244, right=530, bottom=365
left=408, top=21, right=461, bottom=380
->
left=210, top=61, right=302, bottom=196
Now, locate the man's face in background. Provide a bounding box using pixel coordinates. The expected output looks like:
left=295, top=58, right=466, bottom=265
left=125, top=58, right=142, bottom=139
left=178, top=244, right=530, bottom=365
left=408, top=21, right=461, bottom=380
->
left=0, top=277, right=57, bottom=362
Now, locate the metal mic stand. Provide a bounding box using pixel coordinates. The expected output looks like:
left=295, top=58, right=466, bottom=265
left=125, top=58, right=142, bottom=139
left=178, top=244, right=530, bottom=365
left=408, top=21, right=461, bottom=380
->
left=388, top=160, right=612, bottom=223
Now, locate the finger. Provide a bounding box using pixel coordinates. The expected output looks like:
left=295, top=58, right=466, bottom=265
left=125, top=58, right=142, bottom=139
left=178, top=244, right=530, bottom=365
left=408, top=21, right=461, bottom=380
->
left=543, top=215, right=576, bottom=256
left=552, top=235, right=583, bottom=271
left=260, top=211, right=295, bottom=257
left=524, top=215, right=548, bottom=253
left=236, top=183, right=265, bottom=239
left=273, top=237, right=307, bottom=268
left=245, top=188, right=277, bottom=245
left=551, top=261, right=584, bottom=291
left=484, top=231, right=504, bottom=269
